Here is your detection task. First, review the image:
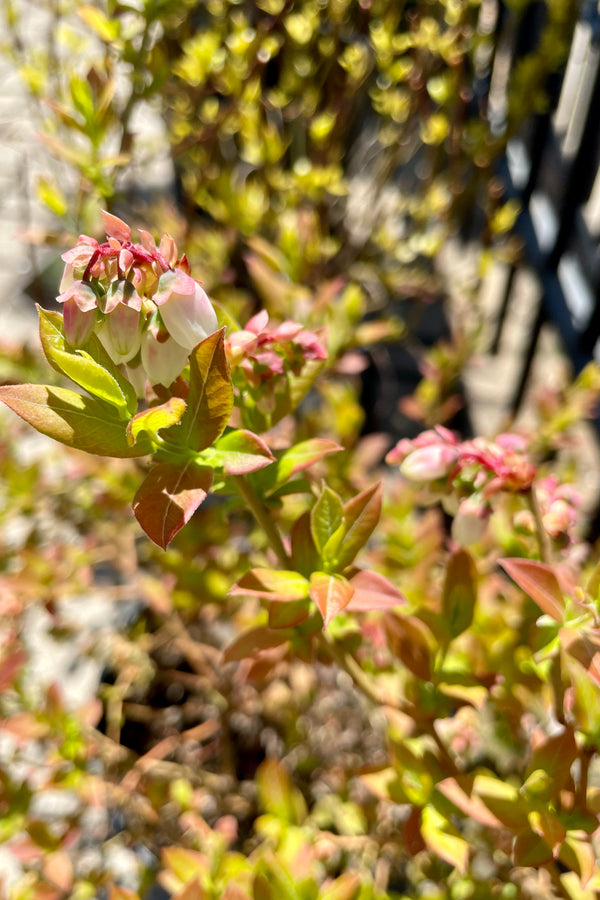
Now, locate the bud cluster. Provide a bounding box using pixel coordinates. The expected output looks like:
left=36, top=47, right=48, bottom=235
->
left=386, top=427, right=581, bottom=546
left=225, top=310, right=327, bottom=416
left=57, top=211, right=219, bottom=393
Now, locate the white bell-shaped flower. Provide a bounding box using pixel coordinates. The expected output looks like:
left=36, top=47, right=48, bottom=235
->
left=155, top=269, right=218, bottom=352
left=141, top=326, right=189, bottom=388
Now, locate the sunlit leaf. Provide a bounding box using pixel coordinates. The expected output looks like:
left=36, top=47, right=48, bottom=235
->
left=309, top=572, right=354, bottom=627
left=176, top=329, right=233, bottom=452
left=0, top=384, right=151, bottom=457
left=256, top=758, right=307, bottom=824
left=274, top=439, right=342, bottom=484
left=209, top=429, right=274, bottom=474
left=39, top=307, right=136, bottom=415
left=311, top=486, right=344, bottom=559
left=335, top=482, right=382, bottom=569
left=421, top=805, right=469, bottom=873
left=127, top=397, right=187, bottom=446
left=230, top=569, right=309, bottom=601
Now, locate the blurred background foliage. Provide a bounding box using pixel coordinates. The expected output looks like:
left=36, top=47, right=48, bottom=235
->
left=1, top=0, right=577, bottom=410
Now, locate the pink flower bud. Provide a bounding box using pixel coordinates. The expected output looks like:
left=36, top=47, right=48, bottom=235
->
left=155, top=270, right=218, bottom=352
left=97, top=304, right=141, bottom=364
left=63, top=297, right=96, bottom=347
left=543, top=500, right=576, bottom=540
left=400, top=444, right=459, bottom=481
left=141, top=328, right=189, bottom=387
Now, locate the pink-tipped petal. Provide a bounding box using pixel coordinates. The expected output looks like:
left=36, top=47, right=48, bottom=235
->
left=101, top=210, right=132, bottom=242
left=57, top=281, right=98, bottom=313
left=157, top=274, right=218, bottom=352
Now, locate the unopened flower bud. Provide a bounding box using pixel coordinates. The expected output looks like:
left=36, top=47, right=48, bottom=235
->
left=154, top=269, right=218, bottom=352
left=400, top=444, right=459, bottom=482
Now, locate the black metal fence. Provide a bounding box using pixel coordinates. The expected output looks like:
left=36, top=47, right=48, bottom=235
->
left=490, top=0, right=600, bottom=418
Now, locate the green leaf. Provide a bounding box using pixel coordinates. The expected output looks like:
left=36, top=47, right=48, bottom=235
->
left=256, top=758, right=307, bottom=824
left=230, top=569, right=309, bottom=601
left=420, top=805, right=469, bottom=874
left=37, top=177, right=68, bottom=216
left=208, top=429, right=274, bottom=474
left=132, top=462, right=213, bottom=549
left=268, top=600, right=310, bottom=629
left=274, top=438, right=342, bottom=484
left=291, top=511, right=320, bottom=577
left=38, top=308, right=136, bottom=415
left=0, top=383, right=151, bottom=457
left=471, top=773, right=528, bottom=832
left=161, top=848, right=206, bottom=887
left=442, top=548, right=477, bottom=640
left=176, top=329, right=233, bottom=452
left=126, top=397, right=186, bottom=447
left=70, top=75, right=95, bottom=124
left=78, top=5, right=121, bottom=41
left=309, top=572, right=354, bottom=628
left=499, top=558, right=565, bottom=622
left=311, top=486, right=344, bottom=559
left=336, top=483, right=382, bottom=569
left=559, top=834, right=596, bottom=887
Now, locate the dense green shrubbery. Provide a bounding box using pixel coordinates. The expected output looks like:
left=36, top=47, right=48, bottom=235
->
left=2, top=2, right=600, bottom=900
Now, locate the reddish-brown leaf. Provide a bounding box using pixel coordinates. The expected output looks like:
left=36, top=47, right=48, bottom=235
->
left=437, top=776, right=503, bottom=829
left=348, top=570, right=406, bottom=611
left=223, top=626, right=293, bottom=663
left=336, top=483, right=382, bottom=569
left=0, top=649, right=26, bottom=692
left=384, top=612, right=432, bottom=680
left=132, top=463, right=213, bottom=549
left=499, top=558, right=564, bottom=621
left=177, top=329, right=233, bottom=451
left=309, top=573, right=354, bottom=627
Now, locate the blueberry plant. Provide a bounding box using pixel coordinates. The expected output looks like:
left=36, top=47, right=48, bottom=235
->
left=1, top=211, right=600, bottom=899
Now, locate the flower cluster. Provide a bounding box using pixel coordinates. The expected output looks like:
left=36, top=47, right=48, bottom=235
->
left=226, top=310, right=327, bottom=417
left=386, top=427, right=541, bottom=545
left=57, top=211, right=218, bottom=393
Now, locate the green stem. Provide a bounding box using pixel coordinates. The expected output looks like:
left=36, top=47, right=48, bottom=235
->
left=527, top=485, right=552, bottom=564
left=233, top=475, right=291, bottom=568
